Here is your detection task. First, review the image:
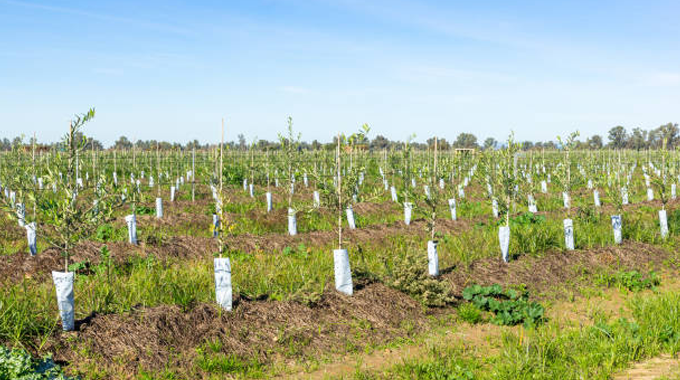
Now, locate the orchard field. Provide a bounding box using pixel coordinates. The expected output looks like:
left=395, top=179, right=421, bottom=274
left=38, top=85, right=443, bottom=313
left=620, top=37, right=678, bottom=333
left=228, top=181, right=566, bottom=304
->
left=2, top=114, right=680, bottom=379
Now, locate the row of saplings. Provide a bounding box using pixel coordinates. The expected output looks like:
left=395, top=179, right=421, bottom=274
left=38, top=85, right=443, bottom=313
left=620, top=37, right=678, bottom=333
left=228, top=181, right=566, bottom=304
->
left=1, top=115, right=673, bottom=333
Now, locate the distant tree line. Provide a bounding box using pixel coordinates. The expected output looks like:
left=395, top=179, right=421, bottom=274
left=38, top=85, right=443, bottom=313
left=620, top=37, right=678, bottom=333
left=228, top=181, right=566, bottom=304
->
left=1, top=123, right=677, bottom=152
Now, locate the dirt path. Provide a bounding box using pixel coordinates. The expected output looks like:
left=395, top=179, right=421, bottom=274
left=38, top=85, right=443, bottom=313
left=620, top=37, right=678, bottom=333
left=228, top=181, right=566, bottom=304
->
left=279, top=276, right=680, bottom=379
left=613, top=355, right=680, bottom=380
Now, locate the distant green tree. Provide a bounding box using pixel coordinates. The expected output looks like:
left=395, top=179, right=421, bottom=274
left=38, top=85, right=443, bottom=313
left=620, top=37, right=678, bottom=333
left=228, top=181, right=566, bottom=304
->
left=454, top=133, right=478, bottom=148
left=370, top=135, right=390, bottom=150
left=113, top=136, right=133, bottom=150
left=587, top=135, right=603, bottom=149
left=628, top=128, right=648, bottom=151
left=607, top=126, right=628, bottom=148
left=483, top=137, right=497, bottom=150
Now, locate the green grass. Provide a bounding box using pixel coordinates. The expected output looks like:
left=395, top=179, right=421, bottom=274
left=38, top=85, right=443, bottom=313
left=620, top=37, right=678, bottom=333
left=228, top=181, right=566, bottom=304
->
left=355, top=289, right=680, bottom=379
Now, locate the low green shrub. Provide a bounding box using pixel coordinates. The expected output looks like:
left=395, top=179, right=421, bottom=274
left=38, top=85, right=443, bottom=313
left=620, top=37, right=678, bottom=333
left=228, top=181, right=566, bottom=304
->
left=0, top=346, right=73, bottom=380
left=462, top=284, right=545, bottom=327
left=595, top=270, right=660, bottom=292
left=457, top=303, right=483, bottom=324
left=384, top=249, right=453, bottom=307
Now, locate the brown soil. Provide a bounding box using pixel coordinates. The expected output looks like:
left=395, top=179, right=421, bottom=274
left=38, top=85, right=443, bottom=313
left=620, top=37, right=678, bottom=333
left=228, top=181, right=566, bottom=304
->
left=51, top=281, right=428, bottom=378
left=35, top=241, right=675, bottom=379
left=0, top=215, right=472, bottom=286
left=613, top=355, right=680, bottom=380
left=445, top=241, right=674, bottom=299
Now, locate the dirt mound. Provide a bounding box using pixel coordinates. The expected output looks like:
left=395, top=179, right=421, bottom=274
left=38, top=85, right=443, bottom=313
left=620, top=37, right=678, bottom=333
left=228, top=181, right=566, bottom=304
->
left=446, top=241, right=674, bottom=299
left=0, top=237, right=218, bottom=286
left=53, top=281, right=427, bottom=377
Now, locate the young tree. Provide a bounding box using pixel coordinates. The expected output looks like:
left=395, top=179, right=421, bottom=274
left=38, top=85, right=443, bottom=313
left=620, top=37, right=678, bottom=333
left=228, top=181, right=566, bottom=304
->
left=278, top=117, right=302, bottom=235
left=484, top=133, right=522, bottom=262
left=28, top=109, right=122, bottom=331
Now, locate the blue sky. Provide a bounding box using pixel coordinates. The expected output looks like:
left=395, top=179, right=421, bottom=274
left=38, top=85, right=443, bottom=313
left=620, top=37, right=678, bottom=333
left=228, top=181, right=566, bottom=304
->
left=1, top=0, right=679, bottom=146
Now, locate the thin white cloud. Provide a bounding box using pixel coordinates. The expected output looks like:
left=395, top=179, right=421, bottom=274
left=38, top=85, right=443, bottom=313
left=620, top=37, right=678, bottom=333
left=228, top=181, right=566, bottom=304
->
left=401, top=65, right=518, bottom=84
left=0, top=0, right=195, bottom=36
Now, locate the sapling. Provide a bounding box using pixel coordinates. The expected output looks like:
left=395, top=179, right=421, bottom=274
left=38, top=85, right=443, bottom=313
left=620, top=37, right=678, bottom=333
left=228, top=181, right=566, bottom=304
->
left=313, top=126, right=369, bottom=295
left=214, top=120, right=234, bottom=311
left=484, top=133, right=521, bottom=263
left=420, top=137, right=442, bottom=276
left=555, top=131, right=579, bottom=250
left=400, top=135, right=417, bottom=225
left=248, top=139, right=256, bottom=198
left=278, top=117, right=302, bottom=235
left=605, top=158, right=625, bottom=244
left=34, top=109, right=123, bottom=331
left=650, top=138, right=671, bottom=239
left=265, top=148, right=273, bottom=212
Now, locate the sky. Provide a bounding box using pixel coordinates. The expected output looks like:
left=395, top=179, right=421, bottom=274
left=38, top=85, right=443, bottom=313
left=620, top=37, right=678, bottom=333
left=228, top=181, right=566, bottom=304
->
left=1, top=0, right=679, bottom=146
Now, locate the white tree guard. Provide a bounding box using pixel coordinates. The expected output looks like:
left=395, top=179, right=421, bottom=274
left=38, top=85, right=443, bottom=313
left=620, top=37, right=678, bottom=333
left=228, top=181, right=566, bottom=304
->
left=528, top=194, right=537, bottom=213
left=212, top=214, right=220, bottom=237
left=564, top=218, right=574, bottom=251
left=125, top=214, right=137, bottom=244
left=52, top=271, right=75, bottom=331
left=333, top=249, right=353, bottom=296
left=499, top=226, right=510, bottom=263
left=156, top=197, right=163, bottom=218
left=427, top=240, right=439, bottom=277
left=16, top=203, right=25, bottom=227
left=266, top=192, right=272, bottom=213
left=288, top=208, right=297, bottom=236
left=214, top=258, right=232, bottom=311
left=404, top=202, right=413, bottom=225
left=346, top=207, right=356, bottom=229
left=660, top=209, right=669, bottom=239
left=26, top=222, right=37, bottom=256
left=611, top=215, right=622, bottom=244
left=448, top=198, right=457, bottom=221
left=313, top=191, right=320, bottom=208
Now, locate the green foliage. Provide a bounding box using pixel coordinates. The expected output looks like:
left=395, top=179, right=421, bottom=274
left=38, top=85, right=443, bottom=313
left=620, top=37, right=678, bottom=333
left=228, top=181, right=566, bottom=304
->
left=135, top=206, right=154, bottom=215
left=195, top=340, right=263, bottom=377
left=457, top=303, right=483, bottom=324
left=507, top=212, right=545, bottom=227
left=221, top=163, right=245, bottom=185
left=95, top=223, right=115, bottom=242
left=0, top=346, right=73, bottom=380
left=384, top=249, right=453, bottom=307
left=281, top=243, right=310, bottom=259
left=462, top=284, right=545, bottom=327
left=595, top=270, right=660, bottom=292
left=667, top=209, right=680, bottom=235
left=389, top=348, right=478, bottom=380
left=483, top=132, right=522, bottom=226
